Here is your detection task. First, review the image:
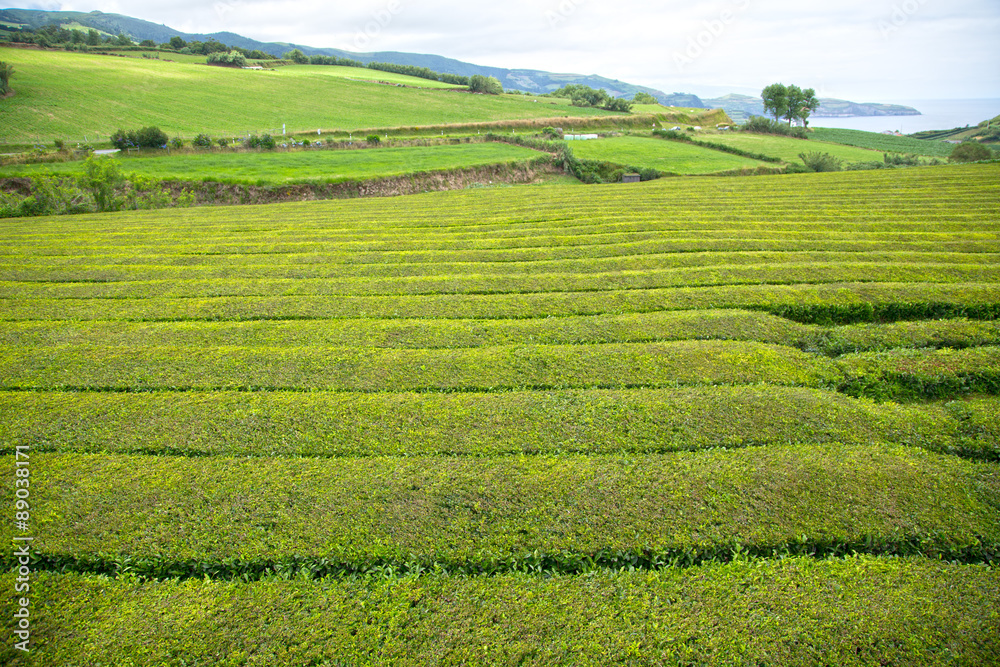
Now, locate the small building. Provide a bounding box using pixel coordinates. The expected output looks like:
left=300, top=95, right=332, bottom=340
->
left=565, top=134, right=600, bottom=140
left=621, top=173, right=641, bottom=183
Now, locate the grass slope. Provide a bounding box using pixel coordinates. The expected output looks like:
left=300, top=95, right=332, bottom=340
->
left=0, top=48, right=618, bottom=143
left=568, top=135, right=770, bottom=174
left=705, top=132, right=889, bottom=164
left=811, top=126, right=955, bottom=157
left=0, top=142, right=545, bottom=185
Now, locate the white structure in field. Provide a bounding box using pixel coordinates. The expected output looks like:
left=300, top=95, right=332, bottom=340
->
left=565, top=134, right=600, bottom=140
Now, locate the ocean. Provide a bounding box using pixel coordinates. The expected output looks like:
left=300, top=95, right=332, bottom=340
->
left=811, top=99, right=1000, bottom=134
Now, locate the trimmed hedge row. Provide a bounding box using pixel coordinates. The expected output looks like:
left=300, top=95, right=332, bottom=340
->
left=4, top=283, right=998, bottom=322
left=2, top=444, right=997, bottom=566
left=3, top=558, right=998, bottom=667
left=4, top=310, right=999, bottom=354
left=4, top=386, right=990, bottom=458
left=2, top=264, right=997, bottom=300
left=5, top=249, right=995, bottom=282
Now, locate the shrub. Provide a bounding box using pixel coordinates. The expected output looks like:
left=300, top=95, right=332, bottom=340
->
left=193, top=134, right=213, bottom=148
left=884, top=153, right=920, bottom=166
left=170, top=137, right=184, bottom=149
left=742, top=115, right=808, bottom=139
left=541, top=127, right=562, bottom=139
left=137, top=126, right=169, bottom=148
left=0, top=60, right=14, bottom=95
left=949, top=142, right=992, bottom=163
left=53, top=139, right=65, bottom=151
left=469, top=74, right=503, bottom=95
left=217, top=138, right=230, bottom=148
left=77, top=156, right=126, bottom=212
left=799, top=151, right=842, bottom=172
left=366, top=134, right=381, bottom=145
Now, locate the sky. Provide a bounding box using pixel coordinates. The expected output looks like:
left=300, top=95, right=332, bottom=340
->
left=29, top=0, right=1000, bottom=101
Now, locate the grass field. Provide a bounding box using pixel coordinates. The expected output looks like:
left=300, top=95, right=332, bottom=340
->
left=0, top=142, right=546, bottom=184
left=2, top=163, right=999, bottom=665
left=568, top=135, right=770, bottom=174
left=705, top=132, right=890, bottom=164
left=0, top=48, right=621, bottom=144
left=811, top=126, right=956, bottom=157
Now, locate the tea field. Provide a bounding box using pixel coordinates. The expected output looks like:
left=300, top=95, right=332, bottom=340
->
left=1, top=163, right=999, bottom=665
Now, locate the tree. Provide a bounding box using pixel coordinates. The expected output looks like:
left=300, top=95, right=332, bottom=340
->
left=77, top=156, right=125, bottom=212
left=633, top=92, right=658, bottom=104
left=169, top=36, right=186, bottom=50
left=115, top=32, right=133, bottom=46
left=950, top=142, right=993, bottom=163
left=761, top=83, right=790, bottom=124
left=86, top=29, right=101, bottom=46
left=469, top=74, right=503, bottom=95
left=0, top=61, right=13, bottom=96
left=284, top=49, right=309, bottom=64
left=762, top=83, right=820, bottom=127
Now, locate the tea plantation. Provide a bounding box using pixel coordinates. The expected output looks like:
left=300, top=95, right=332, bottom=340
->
left=1, top=163, right=999, bottom=665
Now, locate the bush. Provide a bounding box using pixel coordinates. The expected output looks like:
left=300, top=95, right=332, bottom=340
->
left=207, top=50, right=247, bottom=67
left=633, top=91, right=658, bottom=104
left=217, top=137, right=230, bottom=148
left=541, top=127, right=562, bottom=140
left=193, top=134, right=213, bottom=148
left=0, top=60, right=14, bottom=95
left=950, top=142, right=992, bottom=163
left=77, top=156, right=125, bottom=212
left=170, top=137, right=184, bottom=149
left=114, top=127, right=169, bottom=149
left=742, top=115, right=808, bottom=139
left=884, top=153, right=920, bottom=166
left=469, top=75, right=503, bottom=95
left=366, top=134, right=381, bottom=145
left=799, top=151, right=842, bottom=172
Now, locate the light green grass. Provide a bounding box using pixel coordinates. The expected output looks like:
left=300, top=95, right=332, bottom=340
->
left=568, top=135, right=769, bottom=174
left=705, top=132, right=889, bottom=164
left=0, top=142, right=545, bottom=184
left=811, top=126, right=955, bottom=157
left=0, top=48, right=620, bottom=143
left=280, top=64, right=462, bottom=89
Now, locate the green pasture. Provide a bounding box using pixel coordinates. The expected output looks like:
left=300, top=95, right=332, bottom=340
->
left=705, top=132, right=890, bottom=164
left=0, top=48, right=619, bottom=144
left=2, top=163, right=999, bottom=665
left=568, top=135, right=770, bottom=173
left=810, top=126, right=955, bottom=157
left=0, top=142, right=545, bottom=184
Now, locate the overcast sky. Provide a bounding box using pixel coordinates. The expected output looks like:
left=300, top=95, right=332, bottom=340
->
left=39, top=0, right=1000, bottom=101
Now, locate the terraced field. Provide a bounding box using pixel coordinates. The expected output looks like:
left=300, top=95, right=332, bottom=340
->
left=568, top=135, right=771, bottom=174
left=2, top=163, right=999, bottom=665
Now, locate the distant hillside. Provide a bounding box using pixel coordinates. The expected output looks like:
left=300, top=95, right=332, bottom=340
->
left=704, top=93, right=920, bottom=123
left=910, top=114, right=1000, bottom=143
left=1, top=8, right=916, bottom=118
left=0, top=8, right=696, bottom=105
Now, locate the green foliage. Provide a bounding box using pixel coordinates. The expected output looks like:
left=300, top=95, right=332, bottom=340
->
left=244, top=133, right=276, bottom=150
left=799, top=151, right=843, bottom=172
left=206, top=50, right=246, bottom=68
left=169, top=136, right=184, bottom=149
left=652, top=129, right=783, bottom=163
left=283, top=48, right=309, bottom=64
left=549, top=83, right=633, bottom=112
left=366, top=134, right=381, bottom=145
left=950, top=141, right=993, bottom=163
left=570, top=135, right=770, bottom=174
left=741, top=115, right=808, bottom=138
left=110, top=126, right=168, bottom=149
left=7, top=559, right=1000, bottom=667
left=76, top=155, right=125, bottom=211
left=0, top=175, right=90, bottom=218
left=192, top=133, right=213, bottom=148
left=469, top=74, right=503, bottom=95
left=168, top=36, right=186, bottom=50
left=0, top=60, right=12, bottom=94
left=541, top=126, right=562, bottom=139
left=632, top=91, right=658, bottom=104
left=761, top=83, right=819, bottom=126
